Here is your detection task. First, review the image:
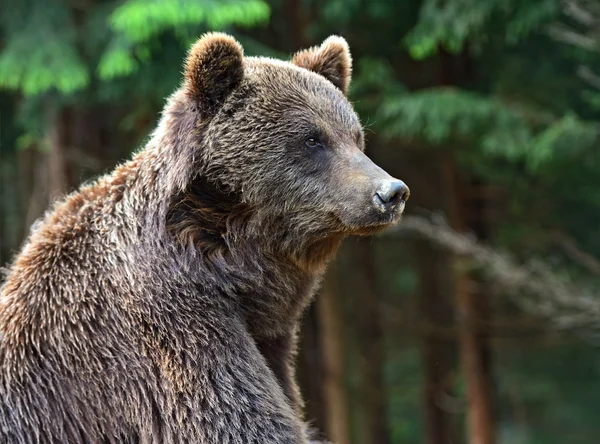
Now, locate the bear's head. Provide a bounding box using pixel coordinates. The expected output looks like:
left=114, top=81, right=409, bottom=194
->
left=166, top=33, right=409, bottom=265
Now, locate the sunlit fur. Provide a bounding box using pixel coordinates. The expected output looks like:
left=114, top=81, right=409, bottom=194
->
left=0, top=33, right=404, bottom=443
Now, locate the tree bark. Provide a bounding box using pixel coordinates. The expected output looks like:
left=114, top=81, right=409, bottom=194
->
left=283, top=0, right=308, bottom=49
left=47, top=107, right=69, bottom=202
left=434, top=41, right=496, bottom=444
left=316, top=272, right=350, bottom=444
left=417, top=239, right=459, bottom=444
left=455, top=277, right=495, bottom=444
left=354, top=239, right=389, bottom=444
left=443, top=157, right=495, bottom=444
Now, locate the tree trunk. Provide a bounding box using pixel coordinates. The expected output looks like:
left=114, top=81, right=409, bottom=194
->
left=417, top=239, right=459, bottom=444
left=435, top=41, right=496, bottom=444
left=316, top=272, right=350, bottom=444
left=397, top=143, right=462, bottom=444
left=47, top=107, right=69, bottom=202
left=443, top=157, right=495, bottom=444
left=354, top=239, right=389, bottom=444
left=455, top=278, right=495, bottom=444
left=283, top=0, right=308, bottom=49
left=23, top=146, right=50, bottom=232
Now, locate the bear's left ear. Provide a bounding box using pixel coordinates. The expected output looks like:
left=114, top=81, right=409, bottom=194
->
left=184, top=32, right=245, bottom=116
left=292, top=36, right=352, bottom=95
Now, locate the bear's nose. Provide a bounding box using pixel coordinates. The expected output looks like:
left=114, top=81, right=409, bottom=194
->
left=375, top=180, right=410, bottom=210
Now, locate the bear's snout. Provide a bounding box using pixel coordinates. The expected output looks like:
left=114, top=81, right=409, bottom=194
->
left=337, top=149, right=410, bottom=225
left=374, top=179, right=410, bottom=213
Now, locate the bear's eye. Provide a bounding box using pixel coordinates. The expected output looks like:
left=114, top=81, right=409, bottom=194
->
left=305, top=137, right=323, bottom=149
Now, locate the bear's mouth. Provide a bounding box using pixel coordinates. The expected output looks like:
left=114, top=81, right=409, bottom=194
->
left=339, top=204, right=404, bottom=236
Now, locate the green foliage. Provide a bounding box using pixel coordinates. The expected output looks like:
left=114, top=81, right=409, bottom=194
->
left=406, top=0, right=558, bottom=58
left=0, top=0, right=270, bottom=95
left=378, top=88, right=531, bottom=147
left=109, top=0, right=269, bottom=43
left=98, top=39, right=140, bottom=80
left=99, top=0, right=270, bottom=80
left=0, top=1, right=88, bottom=95
left=376, top=87, right=598, bottom=171
left=350, top=57, right=407, bottom=111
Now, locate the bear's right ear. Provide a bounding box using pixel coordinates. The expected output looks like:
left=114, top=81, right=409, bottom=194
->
left=184, top=33, right=244, bottom=116
left=292, top=36, right=352, bottom=95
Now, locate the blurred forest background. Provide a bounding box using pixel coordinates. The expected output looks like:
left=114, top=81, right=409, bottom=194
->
left=3, top=0, right=600, bottom=443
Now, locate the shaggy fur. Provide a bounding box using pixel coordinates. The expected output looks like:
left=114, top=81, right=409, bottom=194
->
left=0, top=33, right=407, bottom=443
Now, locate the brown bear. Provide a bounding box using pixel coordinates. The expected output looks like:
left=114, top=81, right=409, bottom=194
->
left=0, top=33, right=409, bottom=443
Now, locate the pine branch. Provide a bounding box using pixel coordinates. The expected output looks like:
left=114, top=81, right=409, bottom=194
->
left=564, top=0, right=598, bottom=26
left=548, top=230, right=600, bottom=276
left=386, top=215, right=600, bottom=335
left=546, top=23, right=597, bottom=50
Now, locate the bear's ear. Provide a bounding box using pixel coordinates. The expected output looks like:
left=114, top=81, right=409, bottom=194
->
left=184, top=32, right=244, bottom=116
left=292, top=36, right=352, bottom=95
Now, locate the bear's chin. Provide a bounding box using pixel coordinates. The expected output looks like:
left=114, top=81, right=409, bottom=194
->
left=347, top=223, right=396, bottom=237
left=339, top=208, right=404, bottom=236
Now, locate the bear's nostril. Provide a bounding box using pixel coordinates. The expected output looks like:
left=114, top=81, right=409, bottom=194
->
left=376, top=180, right=410, bottom=209
left=387, top=191, right=402, bottom=207
left=399, top=188, right=410, bottom=203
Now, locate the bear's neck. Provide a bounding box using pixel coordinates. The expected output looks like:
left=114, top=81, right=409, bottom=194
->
left=160, top=174, right=342, bottom=337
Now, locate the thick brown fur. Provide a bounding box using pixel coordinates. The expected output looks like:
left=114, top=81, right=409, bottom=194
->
left=0, top=33, right=406, bottom=443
